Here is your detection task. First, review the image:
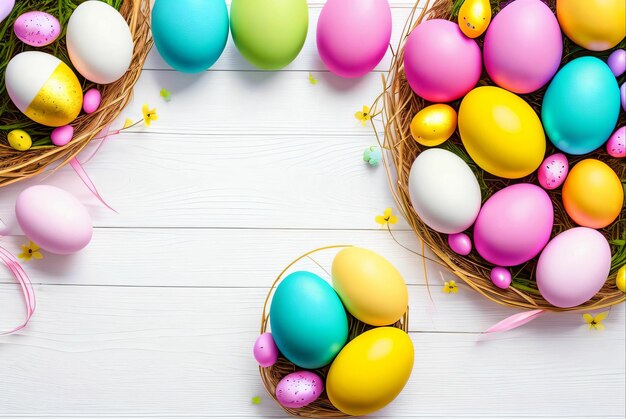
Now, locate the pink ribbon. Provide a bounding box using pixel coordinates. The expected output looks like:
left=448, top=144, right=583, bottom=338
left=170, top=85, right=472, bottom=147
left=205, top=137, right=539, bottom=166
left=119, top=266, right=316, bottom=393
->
left=70, top=158, right=117, bottom=213
left=484, top=309, right=545, bottom=333
left=0, top=242, right=35, bottom=335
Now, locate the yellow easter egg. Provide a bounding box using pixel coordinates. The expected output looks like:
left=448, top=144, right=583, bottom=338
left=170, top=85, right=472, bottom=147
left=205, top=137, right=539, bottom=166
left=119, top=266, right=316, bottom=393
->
left=556, top=0, right=626, bottom=51
left=410, top=104, right=457, bottom=147
left=332, top=247, right=408, bottom=326
left=562, top=159, right=624, bottom=229
left=458, top=86, right=546, bottom=179
left=458, top=0, right=492, bottom=38
left=616, top=265, right=626, bottom=293
left=327, top=327, right=414, bottom=416
left=7, top=130, right=32, bottom=151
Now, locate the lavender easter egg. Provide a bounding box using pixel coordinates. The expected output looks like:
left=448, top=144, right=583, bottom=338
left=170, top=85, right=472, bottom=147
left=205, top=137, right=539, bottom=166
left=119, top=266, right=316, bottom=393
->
left=253, top=333, right=279, bottom=367
left=538, top=153, right=569, bottom=190
left=607, top=126, right=625, bottom=158
left=276, top=371, right=324, bottom=408
left=14, top=11, right=60, bottom=47
left=0, top=0, right=15, bottom=24
left=608, top=49, right=626, bottom=77
left=51, top=125, right=74, bottom=147
left=621, top=83, right=626, bottom=111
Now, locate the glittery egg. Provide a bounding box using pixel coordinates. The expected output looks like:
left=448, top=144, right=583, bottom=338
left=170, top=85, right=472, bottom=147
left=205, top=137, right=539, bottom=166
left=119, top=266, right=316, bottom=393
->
left=51, top=125, right=74, bottom=147
left=538, top=153, right=569, bottom=190
left=409, top=104, right=457, bottom=147
left=276, top=371, right=324, bottom=409
left=5, top=51, right=82, bottom=127
left=14, top=11, right=60, bottom=47
left=7, top=129, right=32, bottom=151
left=253, top=333, right=279, bottom=367
left=458, top=0, right=491, bottom=38
left=83, top=88, right=101, bottom=114
left=607, top=126, right=625, bottom=158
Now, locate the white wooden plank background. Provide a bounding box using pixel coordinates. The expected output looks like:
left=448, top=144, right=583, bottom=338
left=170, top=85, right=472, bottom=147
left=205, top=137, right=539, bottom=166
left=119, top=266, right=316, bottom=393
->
left=0, top=1, right=624, bottom=417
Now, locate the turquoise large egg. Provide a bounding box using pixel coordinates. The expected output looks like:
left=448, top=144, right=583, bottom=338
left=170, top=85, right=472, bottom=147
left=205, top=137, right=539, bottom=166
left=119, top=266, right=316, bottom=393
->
left=270, top=271, right=348, bottom=369
left=542, top=56, right=620, bottom=155
left=151, top=0, right=229, bottom=73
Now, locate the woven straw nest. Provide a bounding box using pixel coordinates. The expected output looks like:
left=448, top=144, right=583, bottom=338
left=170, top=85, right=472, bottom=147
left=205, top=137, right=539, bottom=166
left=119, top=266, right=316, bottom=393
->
left=373, top=0, right=625, bottom=311
left=0, top=0, right=152, bottom=187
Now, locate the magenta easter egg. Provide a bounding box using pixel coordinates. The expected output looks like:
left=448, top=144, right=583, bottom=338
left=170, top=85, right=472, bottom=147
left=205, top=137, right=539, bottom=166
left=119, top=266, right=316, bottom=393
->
left=474, top=184, right=554, bottom=266
left=14, top=11, right=60, bottom=47
left=317, top=0, right=392, bottom=78
left=537, top=227, right=611, bottom=308
left=607, top=126, right=625, bottom=158
left=448, top=233, right=472, bottom=256
left=608, top=49, right=626, bottom=77
left=538, top=153, right=569, bottom=190
left=253, top=333, right=279, bottom=368
left=16, top=185, right=92, bottom=254
left=83, top=88, right=101, bottom=114
left=51, top=125, right=74, bottom=147
left=490, top=267, right=512, bottom=289
left=404, top=19, right=482, bottom=102
left=276, top=371, right=324, bottom=408
left=484, top=0, right=562, bottom=94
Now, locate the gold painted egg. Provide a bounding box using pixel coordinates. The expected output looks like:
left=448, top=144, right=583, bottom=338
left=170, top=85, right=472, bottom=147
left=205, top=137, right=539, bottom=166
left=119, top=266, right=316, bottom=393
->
left=7, top=129, right=32, bottom=151
left=458, top=0, right=492, bottom=38
left=410, top=103, right=457, bottom=147
left=617, top=265, right=625, bottom=293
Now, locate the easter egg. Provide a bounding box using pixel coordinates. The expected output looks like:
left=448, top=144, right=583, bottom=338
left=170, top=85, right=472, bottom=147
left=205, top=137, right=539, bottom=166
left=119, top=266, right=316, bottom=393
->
left=617, top=265, right=626, bottom=293
left=409, top=104, right=457, bottom=147
left=253, top=333, right=278, bottom=367
left=608, top=49, right=626, bottom=77
left=538, top=153, right=569, bottom=190
left=269, top=271, right=348, bottom=369
left=607, top=126, right=625, bottom=158
left=490, top=267, right=511, bottom=290
left=14, top=11, right=60, bottom=47
left=152, top=0, right=229, bottom=73
left=331, top=247, right=408, bottom=326
left=459, top=86, right=546, bottom=179
left=82, top=88, right=101, bottom=114
left=458, top=0, right=491, bottom=38
left=276, top=371, right=323, bottom=409
left=408, top=148, right=481, bottom=234
left=542, top=57, right=621, bottom=155
left=448, top=233, right=472, bottom=256
left=474, top=184, right=554, bottom=266
left=0, top=1, right=14, bottom=24
left=537, top=228, right=611, bottom=308
left=16, top=185, right=93, bottom=254
left=66, top=1, right=133, bottom=84
left=404, top=19, right=482, bottom=102
left=317, top=0, right=391, bottom=78
left=562, top=159, right=623, bottom=229
left=621, top=83, right=626, bottom=111
left=7, top=129, right=32, bottom=151
left=51, top=125, right=74, bottom=147
left=230, top=0, right=308, bottom=70
left=484, top=0, right=562, bottom=94
left=556, top=0, right=626, bottom=51
left=5, top=52, right=82, bottom=127
left=327, top=327, right=413, bottom=416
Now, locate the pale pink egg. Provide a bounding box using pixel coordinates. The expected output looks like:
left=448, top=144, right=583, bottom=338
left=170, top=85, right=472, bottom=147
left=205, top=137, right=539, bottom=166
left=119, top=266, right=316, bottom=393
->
left=14, top=11, right=60, bottom=47
left=276, top=371, right=324, bottom=409
left=51, top=125, right=74, bottom=147
left=538, top=153, right=569, bottom=190
left=606, top=126, right=625, bottom=158
left=83, top=88, right=101, bottom=114
left=253, top=333, right=279, bottom=368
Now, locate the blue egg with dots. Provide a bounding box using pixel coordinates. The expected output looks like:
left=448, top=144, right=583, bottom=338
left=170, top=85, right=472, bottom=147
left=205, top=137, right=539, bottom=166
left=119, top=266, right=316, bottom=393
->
left=151, top=0, right=229, bottom=73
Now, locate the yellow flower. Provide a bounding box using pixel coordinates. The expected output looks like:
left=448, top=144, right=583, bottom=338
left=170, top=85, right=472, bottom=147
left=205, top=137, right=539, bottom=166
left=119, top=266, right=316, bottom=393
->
left=18, top=241, right=43, bottom=262
left=142, top=104, right=158, bottom=127
left=308, top=72, right=318, bottom=85
left=583, top=311, right=608, bottom=330
left=354, top=105, right=371, bottom=126
left=375, top=207, right=398, bottom=227
left=444, top=280, right=459, bottom=294
left=123, top=118, right=134, bottom=129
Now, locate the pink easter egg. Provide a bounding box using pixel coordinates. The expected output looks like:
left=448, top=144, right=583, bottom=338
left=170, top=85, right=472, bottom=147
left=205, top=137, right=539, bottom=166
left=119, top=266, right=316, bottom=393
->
left=253, top=333, right=279, bottom=368
left=14, top=11, right=60, bottom=47
left=51, top=125, right=74, bottom=147
left=474, top=184, right=554, bottom=267
left=621, top=83, right=626, bottom=112
left=484, top=0, right=562, bottom=94
left=538, top=153, right=569, bottom=190
left=83, top=88, right=102, bottom=114
left=16, top=185, right=93, bottom=255
left=448, top=233, right=472, bottom=256
left=537, top=227, right=611, bottom=308
left=404, top=19, right=482, bottom=102
left=276, top=371, right=324, bottom=409
left=317, top=0, right=392, bottom=78
left=490, top=267, right=512, bottom=289
left=606, top=126, right=625, bottom=158
left=607, top=49, right=626, bottom=77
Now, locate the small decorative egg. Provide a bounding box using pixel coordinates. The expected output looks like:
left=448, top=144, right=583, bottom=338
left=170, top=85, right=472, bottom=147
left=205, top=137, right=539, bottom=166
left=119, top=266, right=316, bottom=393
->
left=7, top=129, right=32, bottom=151
left=253, top=333, right=279, bottom=368
left=275, top=371, right=323, bottom=409
left=448, top=233, right=472, bottom=256
left=458, top=0, right=491, bottom=38
left=617, top=265, right=625, bottom=293
left=409, top=104, right=457, bottom=147
left=608, top=49, right=626, bottom=77
left=538, top=153, right=569, bottom=190
left=51, top=125, right=74, bottom=147
left=490, top=267, right=512, bottom=289
left=0, top=0, right=15, bottom=24
left=83, top=88, right=101, bottom=114
left=607, top=126, right=625, bottom=158
left=14, top=11, right=60, bottom=47
left=363, top=145, right=382, bottom=166
left=621, top=83, right=626, bottom=111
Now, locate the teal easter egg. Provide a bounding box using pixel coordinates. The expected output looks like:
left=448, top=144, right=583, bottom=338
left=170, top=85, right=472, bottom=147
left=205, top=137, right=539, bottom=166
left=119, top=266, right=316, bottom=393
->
left=230, top=0, right=308, bottom=70
left=542, top=56, right=620, bottom=155
left=270, top=271, right=348, bottom=369
left=152, top=0, right=229, bottom=73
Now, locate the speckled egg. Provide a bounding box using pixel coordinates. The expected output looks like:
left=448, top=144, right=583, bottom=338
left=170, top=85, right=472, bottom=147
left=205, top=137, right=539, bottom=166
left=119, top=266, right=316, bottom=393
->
left=275, top=371, right=324, bottom=409
left=253, top=333, right=279, bottom=367
left=14, top=11, right=60, bottom=47
left=7, top=129, right=31, bottom=151
left=538, top=153, right=569, bottom=190
left=607, top=126, right=625, bottom=158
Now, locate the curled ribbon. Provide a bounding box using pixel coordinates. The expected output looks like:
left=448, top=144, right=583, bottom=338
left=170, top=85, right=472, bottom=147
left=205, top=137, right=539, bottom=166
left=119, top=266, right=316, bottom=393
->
left=0, top=238, right=35, bottom=335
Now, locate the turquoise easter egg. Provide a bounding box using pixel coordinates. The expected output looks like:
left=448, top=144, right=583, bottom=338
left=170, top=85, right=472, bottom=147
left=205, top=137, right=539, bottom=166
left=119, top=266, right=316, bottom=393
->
left=542, top=56, right=620, bottom=155
left=152, top=0, right=229, bottom=73
left=270, top=271, right=348, bottom=369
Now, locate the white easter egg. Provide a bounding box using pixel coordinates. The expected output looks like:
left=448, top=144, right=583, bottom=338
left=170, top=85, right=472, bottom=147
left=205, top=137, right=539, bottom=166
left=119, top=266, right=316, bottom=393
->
left=66, top=1, right=133, bottom=84
left=408, top=148, right=482, bottom=234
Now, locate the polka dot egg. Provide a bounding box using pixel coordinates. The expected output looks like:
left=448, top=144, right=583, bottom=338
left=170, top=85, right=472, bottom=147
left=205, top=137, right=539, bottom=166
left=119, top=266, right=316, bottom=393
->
left=14, top=11, right=60, bottom=47
left=538, top=153, right=569, bottom=190
left=606, top=126, right=625, bottom=158
left=275, top=371, right=324, bottom=408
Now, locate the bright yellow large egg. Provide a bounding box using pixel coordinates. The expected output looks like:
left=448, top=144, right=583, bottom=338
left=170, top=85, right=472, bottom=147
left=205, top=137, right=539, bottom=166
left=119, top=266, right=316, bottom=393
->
left=458, top=86, right=546, bottom=179
left=458, top=0, right=491, bottom=38
left=557, top=0, right=626, bottom=51
left=410, top=104, right=457, bottom=147
left=327, top=327, right=414, bottom=416
left=562, top=159, right=624, bottom=229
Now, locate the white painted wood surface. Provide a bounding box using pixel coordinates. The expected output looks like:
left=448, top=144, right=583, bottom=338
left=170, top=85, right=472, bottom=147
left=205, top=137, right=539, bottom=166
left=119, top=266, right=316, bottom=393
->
left=0, top=1, right=624, bottom=417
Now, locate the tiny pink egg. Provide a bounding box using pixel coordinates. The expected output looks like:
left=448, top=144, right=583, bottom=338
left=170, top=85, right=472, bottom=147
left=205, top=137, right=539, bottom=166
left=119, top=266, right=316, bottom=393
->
left=538, top=153, right=569, bottom=190
left=51, top=125, right=74, bottom=147
left=607, top=49, right=626, bottom=77
left=14, top=11, right=60, bottom=47
left=490, top=267, right=512, bottom=289
left=83, top=88, right=102, bottom=114
left=276, top=371, right=324, bottom=409
left=253, top=333, right=279, bottom=368
left=606, top=126, right=625, bottom=158
left=448, top=233, right=472, bottom=256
